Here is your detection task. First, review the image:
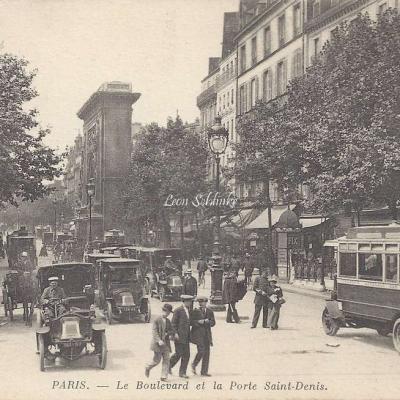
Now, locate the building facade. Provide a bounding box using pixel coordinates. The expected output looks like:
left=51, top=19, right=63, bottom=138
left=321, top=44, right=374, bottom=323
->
left=64, top=134, right=83, bottom=207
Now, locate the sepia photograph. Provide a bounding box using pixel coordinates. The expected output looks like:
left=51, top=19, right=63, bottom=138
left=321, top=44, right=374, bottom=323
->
left=0, top=0, right=400, bottom=399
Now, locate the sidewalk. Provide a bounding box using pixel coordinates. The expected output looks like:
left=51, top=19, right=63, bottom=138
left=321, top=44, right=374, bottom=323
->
left=279, top=282, right=331, bottom=300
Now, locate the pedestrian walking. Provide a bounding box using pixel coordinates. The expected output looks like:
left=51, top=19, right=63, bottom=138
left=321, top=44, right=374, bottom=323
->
left=222, top=271, right=240, bottom=323
left=267, top=275, right=284, bottom=330
left=251, top=268, right=269, bottom=328
left=169, top=294, right=194, bottom=378
left=145, top=303, right=174, bottom=381
left=243, top=253, right=254, bottom=287
left=182, top=269, right=197, bottom=297
left=190, top=296, right=215, bottom=377
left=197, top=256, right=208, bottom=288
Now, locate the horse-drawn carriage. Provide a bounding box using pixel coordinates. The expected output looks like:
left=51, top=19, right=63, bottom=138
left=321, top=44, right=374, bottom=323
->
left=2, top=227, right=37, bottom=324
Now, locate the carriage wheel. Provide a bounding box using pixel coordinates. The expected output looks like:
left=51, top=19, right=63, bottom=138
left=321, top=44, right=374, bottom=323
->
left=98, top=332, right=107, bottom=369
left=322, top=308, right=339, bottom=336
left=39, top=335, right=45, bottom=372
left=3, top=290, right=8, bottom=317
left=8, top=300, right=14, bottom=322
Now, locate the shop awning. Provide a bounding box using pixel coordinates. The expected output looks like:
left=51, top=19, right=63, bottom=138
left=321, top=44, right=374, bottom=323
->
left=300, top=217, right=330, bottom=228
left=324, top=236, right=345, bottom=247
left=221, top=208, right=258, bottom=228
left=245, top=205, right=295, bottom=230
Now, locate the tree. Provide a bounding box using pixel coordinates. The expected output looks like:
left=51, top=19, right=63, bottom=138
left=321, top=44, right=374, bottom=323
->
left=232, top=9, right=400, bottom=221
left=0, top=54, right=62, bottom=205
left=287, top=10, right=400, bottom=218
left=122, top=117, right=209, bottom=248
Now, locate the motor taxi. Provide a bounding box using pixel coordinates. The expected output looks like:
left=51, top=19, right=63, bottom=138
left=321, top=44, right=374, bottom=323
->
left=97, top=258, right=151, bottom=324
left=35, top=262, right=106, bottom=371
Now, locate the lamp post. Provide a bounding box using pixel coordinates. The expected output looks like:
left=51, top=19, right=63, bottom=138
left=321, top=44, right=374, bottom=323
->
left=52, top=200, right=57, bottom=243
left=207, top=115, right=229, bottom=310
left=86, top=179, right=95, bottom=253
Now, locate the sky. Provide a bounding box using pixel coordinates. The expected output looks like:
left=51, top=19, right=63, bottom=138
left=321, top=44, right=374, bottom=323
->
left=0, top=0, right=238, bottom=150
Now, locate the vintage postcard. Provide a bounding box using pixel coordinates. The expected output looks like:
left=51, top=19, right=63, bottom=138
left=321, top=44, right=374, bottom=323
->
left=1, top=0, right=400, bottom=399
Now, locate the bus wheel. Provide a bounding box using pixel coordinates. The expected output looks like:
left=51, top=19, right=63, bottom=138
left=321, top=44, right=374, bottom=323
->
left=322, top=308, right=339, bottom=336
left=392, top=318, right=400, bottom=352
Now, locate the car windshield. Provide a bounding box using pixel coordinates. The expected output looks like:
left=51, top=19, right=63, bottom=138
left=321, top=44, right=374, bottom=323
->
left=110, top=267, right=138, bottom=283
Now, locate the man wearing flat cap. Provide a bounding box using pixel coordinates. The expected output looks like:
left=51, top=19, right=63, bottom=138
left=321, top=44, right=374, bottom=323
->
left=182, top=269, right=197, bottom=297
left=145, top=303, right=174, bottom=381
left=40, top=276, right=67, bottom=318
left=190, top=296, right=215, bottom=377
left=169, top=294, right=193, bottom=378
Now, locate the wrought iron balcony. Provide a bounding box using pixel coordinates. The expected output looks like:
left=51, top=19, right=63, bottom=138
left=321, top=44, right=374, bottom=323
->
left=197, top=84, right=217, bottom=108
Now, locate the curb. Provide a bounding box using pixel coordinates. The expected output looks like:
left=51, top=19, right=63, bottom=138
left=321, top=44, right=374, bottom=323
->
left=280, top=284, right=331, bottom=300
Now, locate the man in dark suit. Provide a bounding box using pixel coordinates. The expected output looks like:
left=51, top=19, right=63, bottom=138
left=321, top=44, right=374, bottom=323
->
left=190, top=296, right=215, bottom=377
left=145, top=303, right=174, bottom=381
left=251, top=269, right=269, bottom=328
left=169, top=294, right=193, bottom=378
left=182, top=269, right=197, bottom=297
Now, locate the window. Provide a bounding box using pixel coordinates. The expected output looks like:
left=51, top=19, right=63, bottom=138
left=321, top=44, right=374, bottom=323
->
left=313, top=37, right=320, bottom=59
left=386, top=254, right=398, bottom=282
left=378, top=2, right=388, bottom=14
left=264, top=26, right=271, bottom=56
left=263, top=69, right=273, bottom=101
left=276, top=60, right=287, bottom=96
left=339, top=253, right=356, bottom=277
left=231, top=89, right=234, bottom=104
left=240, top=45, right=246, bottom=73
left=223, top=94, right=226, bottom=109
left=230, top=61, right=234, bottom=75
left=230, top=119, right=234, bottom=141
left=250, top=78, right=257, bottom=107
left=293, top=4, right=301, bottom=36
left=312, top=0, right=320, bottom=17
left=239, top=85, right=246, bottom=114
left=251, top=36, right=257, bottom=65
left=292, top=49, right=303, bottom=79
left=278, top=14, right=286, bottom=47
left=358, top=253, right=383, bottom=281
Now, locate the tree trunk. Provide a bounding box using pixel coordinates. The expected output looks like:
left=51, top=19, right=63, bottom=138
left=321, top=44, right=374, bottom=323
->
left=160, top=208, right=171, bottom=248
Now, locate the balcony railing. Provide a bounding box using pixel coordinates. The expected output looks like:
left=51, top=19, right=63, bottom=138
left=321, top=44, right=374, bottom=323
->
left=196, top=84, right=217, bottom=108
left=216, top=66, right=237, bottom=89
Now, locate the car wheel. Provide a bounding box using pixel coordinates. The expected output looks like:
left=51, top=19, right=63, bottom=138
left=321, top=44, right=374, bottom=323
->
left=392, top=318, right=400, bottom=352
left=39, top=335, right=45, bottom=372
left=322, top=307, right=339, bottom=336
left=98, top=332, right=107, bottom=369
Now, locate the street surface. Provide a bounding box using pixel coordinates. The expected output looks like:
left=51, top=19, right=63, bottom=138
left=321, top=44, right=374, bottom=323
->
left=1, top=249, right=400, bottom=400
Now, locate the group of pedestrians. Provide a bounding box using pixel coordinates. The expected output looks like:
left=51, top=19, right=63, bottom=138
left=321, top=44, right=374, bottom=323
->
left=251, top=269, right=284, bottom=330
left=145, top=294, right=215, bottom=381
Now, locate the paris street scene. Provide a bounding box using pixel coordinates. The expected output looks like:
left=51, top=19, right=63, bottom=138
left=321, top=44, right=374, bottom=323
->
left=1, top=1, right=400, bottom=400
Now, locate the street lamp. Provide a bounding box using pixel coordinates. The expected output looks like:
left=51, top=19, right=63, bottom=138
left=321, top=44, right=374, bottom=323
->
left=86, top=179, right=95, bottom=253
left=207, top=115, right=229, bottom=310
left=52, top=199, right=57, bottom=243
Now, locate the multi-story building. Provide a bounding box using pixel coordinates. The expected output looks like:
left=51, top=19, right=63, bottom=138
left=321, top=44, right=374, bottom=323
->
left=305, top=0, right=397, bottom=66
left=197, top=57, right=220, bottom=181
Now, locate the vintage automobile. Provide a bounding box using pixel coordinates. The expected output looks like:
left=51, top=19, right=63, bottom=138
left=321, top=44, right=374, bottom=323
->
left=97, top=258, right=151, bottom=324
left=6, top=227, right=37, bottom=270
left=85, top=253, right=120, bottom=288
left=322, top=223, right=400, bottom=353
left=134, top=247, right=183, bottom=301
left=35, top=262, right=106, bottom=371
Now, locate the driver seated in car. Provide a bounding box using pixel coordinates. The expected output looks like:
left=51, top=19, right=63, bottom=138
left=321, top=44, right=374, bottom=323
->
left=41, top=276, right=67, bottom=318
left=163, top=256, right=178, bottom=275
